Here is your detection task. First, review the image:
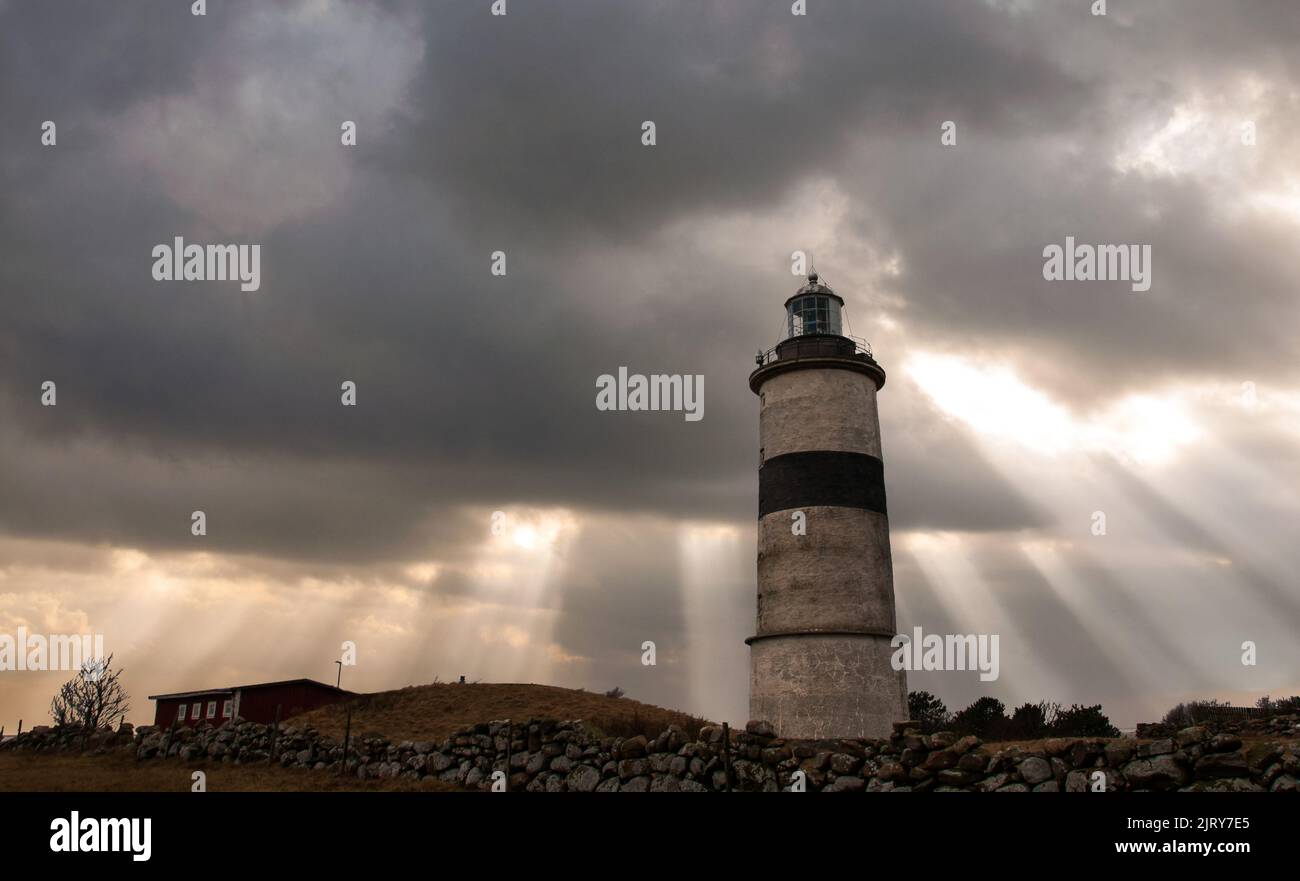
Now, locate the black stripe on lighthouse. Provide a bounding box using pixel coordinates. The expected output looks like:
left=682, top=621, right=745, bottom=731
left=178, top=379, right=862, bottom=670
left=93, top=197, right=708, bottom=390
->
left=758, top=450, right=888, bottom=518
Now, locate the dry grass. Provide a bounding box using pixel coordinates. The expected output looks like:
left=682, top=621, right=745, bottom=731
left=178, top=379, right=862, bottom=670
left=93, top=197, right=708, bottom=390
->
left=0, top=750, right=459, bottom=792
left=292, top=682, right=713, bottom=743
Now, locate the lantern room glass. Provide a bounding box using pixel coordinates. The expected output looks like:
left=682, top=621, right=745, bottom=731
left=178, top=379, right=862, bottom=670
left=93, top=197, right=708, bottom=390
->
left=788, top=295, right=842, bottom=337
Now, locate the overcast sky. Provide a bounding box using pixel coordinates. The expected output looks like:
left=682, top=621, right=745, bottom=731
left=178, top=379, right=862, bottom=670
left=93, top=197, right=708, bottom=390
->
left=2, top=0, right=1298, bottom=732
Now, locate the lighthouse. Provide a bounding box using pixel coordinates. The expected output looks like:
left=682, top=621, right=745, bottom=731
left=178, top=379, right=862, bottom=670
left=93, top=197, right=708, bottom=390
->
left=746, top=271, right=907, bottom=739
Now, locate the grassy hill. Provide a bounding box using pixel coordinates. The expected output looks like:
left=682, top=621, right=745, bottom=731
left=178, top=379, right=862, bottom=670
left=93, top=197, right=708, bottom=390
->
left=0, top=750, right=457, bottom=792
left=291, top=682, right=713, bottom=743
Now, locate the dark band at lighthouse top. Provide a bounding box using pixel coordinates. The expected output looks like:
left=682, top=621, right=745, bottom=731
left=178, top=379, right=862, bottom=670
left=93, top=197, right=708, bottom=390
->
left=758, top=451, right=888, bottom=518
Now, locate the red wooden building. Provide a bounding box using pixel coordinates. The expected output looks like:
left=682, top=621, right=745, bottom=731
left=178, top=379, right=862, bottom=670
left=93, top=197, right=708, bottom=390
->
left=148, top=678, right=354, bottom=728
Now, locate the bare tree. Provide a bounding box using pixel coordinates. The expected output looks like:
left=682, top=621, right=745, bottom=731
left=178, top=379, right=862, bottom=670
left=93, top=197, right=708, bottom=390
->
left=50, top=654, right=129, bottom=732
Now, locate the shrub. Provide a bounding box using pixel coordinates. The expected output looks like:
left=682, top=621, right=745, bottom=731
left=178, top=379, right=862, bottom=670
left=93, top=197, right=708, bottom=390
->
left=50, top=654, right=129, bottom=733
left=950, top=697, right=1008, bottom=739
left=1051, top=703, right=1120, bottom=737
left=907, top=691, right=951, bottom=734
left=1257, top=695, right=1300, bottom=715
left=1005, top=701, right=1059, bottom=739
left=1161, top=699, right=1229, bottom=727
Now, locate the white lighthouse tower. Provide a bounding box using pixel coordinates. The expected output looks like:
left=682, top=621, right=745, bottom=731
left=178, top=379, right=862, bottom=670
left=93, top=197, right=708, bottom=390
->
left=746, top=271, right=907, bottom=739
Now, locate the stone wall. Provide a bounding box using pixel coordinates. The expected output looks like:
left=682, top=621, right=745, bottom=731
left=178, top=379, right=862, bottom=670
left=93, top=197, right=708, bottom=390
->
left=5, top=716, right=1297, bottom=792
left=1136, top=712, right=1294, bottom=740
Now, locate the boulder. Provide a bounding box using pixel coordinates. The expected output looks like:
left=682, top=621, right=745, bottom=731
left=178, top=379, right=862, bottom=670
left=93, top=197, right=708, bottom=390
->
left=733, top=759, right=775, bottom=789
left=648, top=753, right=673, bottom=774
left=825, top=775, right=865, bottom=792
left=1174, top=726, right=1209, bottom=748
left=1124, top=755, right=1189, bottom=790
left=567, top=764, right=601, bottom=793
left=619, top=735, right=648, bottom=758
left=1043, top=738, right=1077, bottom=757
left=877, top=762, right=908, bottom=784
left=1194, top=753, right=1249, bottom=779
left=830, top=753, right=863, bottom=775
left=618, top=758, right=648, bottom=780
left=1137, top=739, right=1174, bottom=757
left=1017, top=757, right=1052, bottom=786
left=921, top=749, right=958, bottom=773
left=699, top=726, right=724, bottom=745
left=1270, top=775, right=1297, bottom=792
left=1206, top=734, right=1242, bottom=753
left=1103, top=741, right=1134, bottom=767
left=1244, top=741, right=1281, bottom=774
left=649, top=775, right=681, bottom=792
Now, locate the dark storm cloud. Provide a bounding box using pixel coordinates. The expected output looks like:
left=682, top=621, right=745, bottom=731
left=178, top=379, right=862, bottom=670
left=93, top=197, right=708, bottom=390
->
left=0, top=1, right=203, bottom=118
left=394, top=0, right=1087, bottom=242
left=2, top=1, right=1298, bottom=562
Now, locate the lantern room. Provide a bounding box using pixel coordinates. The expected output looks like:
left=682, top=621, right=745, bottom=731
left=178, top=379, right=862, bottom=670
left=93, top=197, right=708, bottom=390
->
left=784, top=272, right=844, bottom=337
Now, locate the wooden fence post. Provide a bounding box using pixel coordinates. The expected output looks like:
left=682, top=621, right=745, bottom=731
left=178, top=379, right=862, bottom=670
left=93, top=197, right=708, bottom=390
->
left=340, top=706, right=352, bottom=775
left=269, top=704, right=282, bottom=763
left=722, top=722, right=733, bottom=792
left=503, top=720, right=511, bottom=792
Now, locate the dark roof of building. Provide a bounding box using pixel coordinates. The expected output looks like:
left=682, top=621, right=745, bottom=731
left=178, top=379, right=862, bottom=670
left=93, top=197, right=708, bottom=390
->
left=148, top=678, right=355, bottom=701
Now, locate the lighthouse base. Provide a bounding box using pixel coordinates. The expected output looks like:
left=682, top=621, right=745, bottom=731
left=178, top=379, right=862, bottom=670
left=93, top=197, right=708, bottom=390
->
left=749, top=632, right=906, bottom=740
